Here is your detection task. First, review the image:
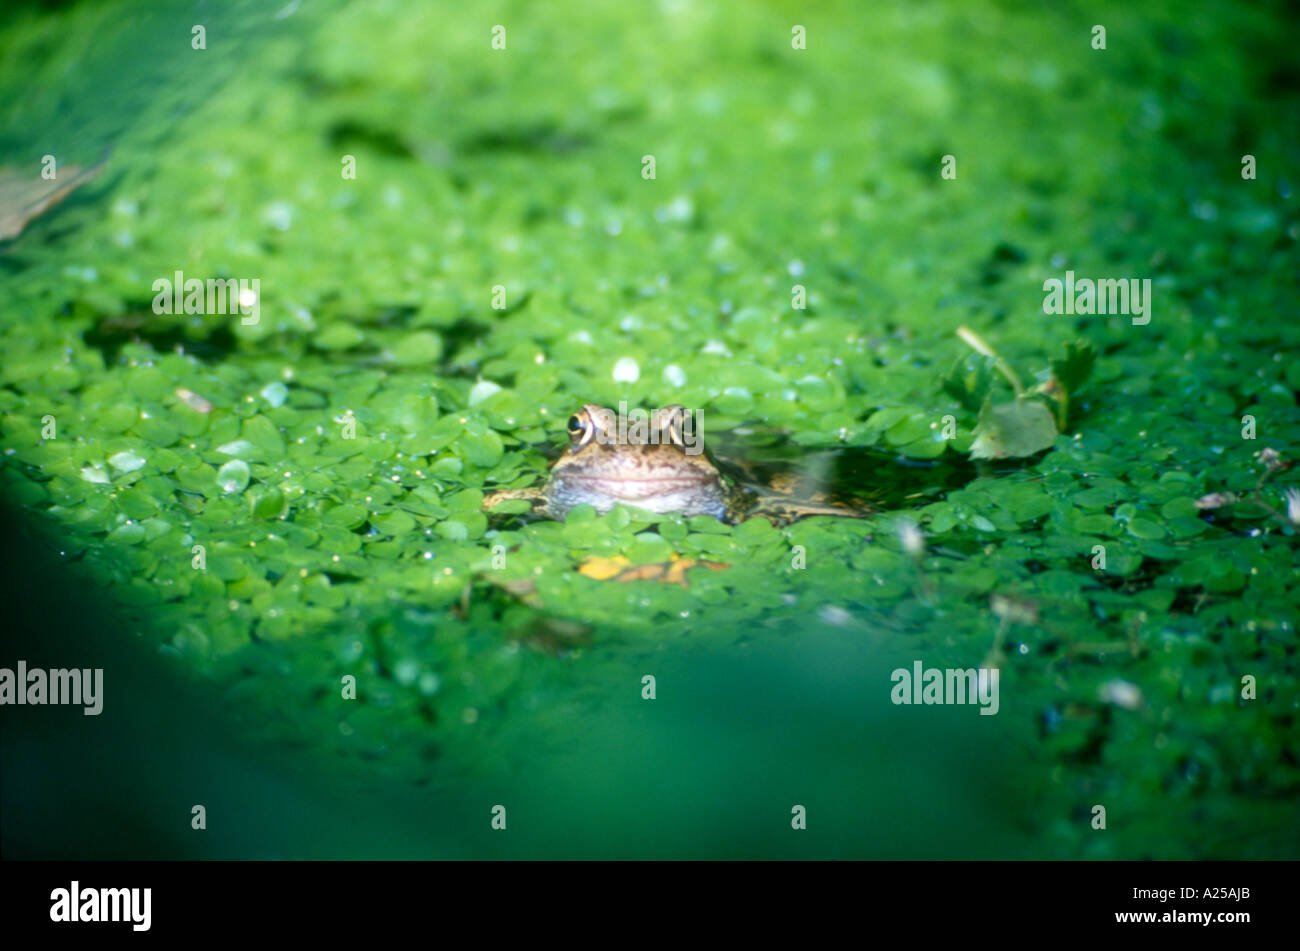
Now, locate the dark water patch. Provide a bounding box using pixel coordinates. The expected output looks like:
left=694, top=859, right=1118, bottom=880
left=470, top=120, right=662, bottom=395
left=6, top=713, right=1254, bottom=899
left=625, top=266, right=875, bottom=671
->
left=458, top=120, right=591, bottom=156
left=710, top=427, right=980, bottom=512
left=978, top=241, right=1029, bottom=287
left=440, top=310, right=525, bottom=377
left=0, top=500, right=253, bottom=857
left=325, top=119, right=416, bottom=159
left=84, top=309, right=237, bottom=364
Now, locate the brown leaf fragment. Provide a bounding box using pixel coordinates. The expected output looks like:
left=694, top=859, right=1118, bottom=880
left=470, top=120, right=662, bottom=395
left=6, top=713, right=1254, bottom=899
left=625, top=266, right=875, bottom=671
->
left=577, top=554, right=730, bottom=587
left=175, top=388, right=214, bottom=414
left=0, top=150, right=110, bottom=241
left=1194, top=492, right=1237, bottom=510
left=577, top=555, right=632, bottom=580
left=482, top=575, right=544, bottom=608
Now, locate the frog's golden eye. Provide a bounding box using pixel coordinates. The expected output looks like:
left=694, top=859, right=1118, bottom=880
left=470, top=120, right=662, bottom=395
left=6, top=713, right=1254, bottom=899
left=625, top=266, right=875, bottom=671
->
left=657, top=405, right=686, bottom=446
left=567, top=411, right=596, bottom=447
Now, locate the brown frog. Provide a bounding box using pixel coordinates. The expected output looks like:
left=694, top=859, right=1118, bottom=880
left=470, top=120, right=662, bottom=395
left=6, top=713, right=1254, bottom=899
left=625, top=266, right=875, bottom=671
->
left=482, top=403, right=866, bottom=525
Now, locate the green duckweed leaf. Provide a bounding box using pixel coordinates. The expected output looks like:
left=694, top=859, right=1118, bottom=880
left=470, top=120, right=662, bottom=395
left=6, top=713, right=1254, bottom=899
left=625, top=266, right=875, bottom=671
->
left=216, top=459, right=251, bottom=494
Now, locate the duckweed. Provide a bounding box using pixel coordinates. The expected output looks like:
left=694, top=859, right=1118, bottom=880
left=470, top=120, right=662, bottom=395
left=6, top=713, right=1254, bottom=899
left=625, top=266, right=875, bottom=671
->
left=0, top=0, right=1297, bottom=859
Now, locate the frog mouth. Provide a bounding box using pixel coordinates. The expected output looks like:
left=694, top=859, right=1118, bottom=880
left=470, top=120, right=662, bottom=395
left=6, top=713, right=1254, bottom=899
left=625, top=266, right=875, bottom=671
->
left=557, top=473, right=714, bottom=500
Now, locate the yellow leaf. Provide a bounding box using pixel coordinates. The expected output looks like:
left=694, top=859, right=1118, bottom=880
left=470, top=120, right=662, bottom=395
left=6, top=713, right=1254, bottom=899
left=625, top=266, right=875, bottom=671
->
left=578, top=555, right=633, bottom=580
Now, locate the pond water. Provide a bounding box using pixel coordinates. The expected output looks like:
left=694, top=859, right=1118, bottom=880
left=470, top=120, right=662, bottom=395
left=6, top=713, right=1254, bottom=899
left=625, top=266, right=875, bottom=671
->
left=1, top=0, right=1296, bottom=858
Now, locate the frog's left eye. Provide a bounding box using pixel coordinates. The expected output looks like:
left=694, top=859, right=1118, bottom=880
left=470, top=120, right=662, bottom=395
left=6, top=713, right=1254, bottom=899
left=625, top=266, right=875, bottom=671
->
left=567, top=412, right=596, bottom=447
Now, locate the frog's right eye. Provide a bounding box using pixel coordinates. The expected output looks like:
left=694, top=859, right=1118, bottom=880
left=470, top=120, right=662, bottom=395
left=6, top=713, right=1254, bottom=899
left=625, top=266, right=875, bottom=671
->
left=567, top=415, right=585, bottom=436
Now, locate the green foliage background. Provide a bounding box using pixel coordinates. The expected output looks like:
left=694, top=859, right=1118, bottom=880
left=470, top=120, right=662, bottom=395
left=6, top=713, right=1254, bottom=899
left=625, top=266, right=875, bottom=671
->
left=0, top=0, right=1296, bottom=857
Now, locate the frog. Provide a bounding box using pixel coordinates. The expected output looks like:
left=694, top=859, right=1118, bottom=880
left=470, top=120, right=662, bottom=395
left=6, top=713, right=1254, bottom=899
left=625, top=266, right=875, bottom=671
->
left=482, top=403, right=867, bottom=525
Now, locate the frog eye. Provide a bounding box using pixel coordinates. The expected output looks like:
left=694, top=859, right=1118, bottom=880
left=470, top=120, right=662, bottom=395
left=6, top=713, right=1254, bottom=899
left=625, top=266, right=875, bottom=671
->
left=658, top=405, right=687, bottom=445
left=567, top=411, right=596, bottom=447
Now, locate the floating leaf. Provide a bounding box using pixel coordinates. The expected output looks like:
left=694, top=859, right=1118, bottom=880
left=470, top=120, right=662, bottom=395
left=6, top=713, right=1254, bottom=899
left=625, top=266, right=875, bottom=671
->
left=1039, top=340, right=1097, bottom=428
left=216, top=459, right=251, bottom=494
left=940, top=355, right=994, bottom=414
left=242, top=414, right=286, bottom=460
left=969, top=397, right=1059, bottom=459
left=80, top=464, right=110, bottom=484
left=577, top=555, right=632, bottom=580
left=108, top=449, right=146, bottom=473
left=578, top=553, right=729, bottom=586
left=175, top=388, right=214, bottom=413
left=216, top=439, right=257, bottom=458
left=260, top=381, right=289, bottom=407
left=468, top=380, right=503, bottom=405
left=312, top=322, right=365, bottom=351
left=390, top=331, right=444, bottom=367
left=1050, top=340, right=1097, bottom=397
left=461, top=428, right=504, bottom=467
left=250, top=487, right=287, bottom=519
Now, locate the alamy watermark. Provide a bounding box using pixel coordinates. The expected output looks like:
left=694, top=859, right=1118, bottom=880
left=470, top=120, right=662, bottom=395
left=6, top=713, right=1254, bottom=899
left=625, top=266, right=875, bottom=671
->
left=891, top=661, right=999, bottom=715
left=50, top=881, right=150, bottom=931
left=152, top=270, right=259, bottom=324
left=1043, top=270, right=1150, bottom=325
left=570, top=402, right=705, bottom=455
left=0, top=661, right=103, bottom=715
